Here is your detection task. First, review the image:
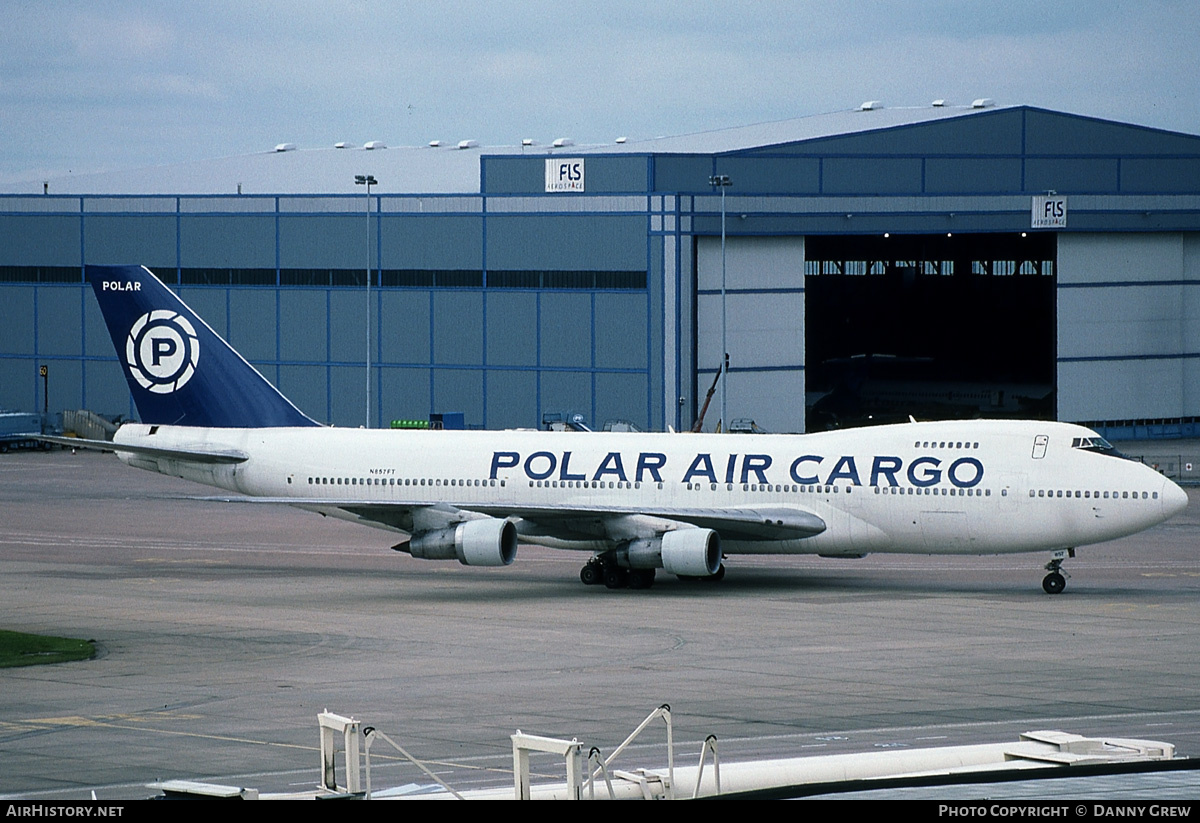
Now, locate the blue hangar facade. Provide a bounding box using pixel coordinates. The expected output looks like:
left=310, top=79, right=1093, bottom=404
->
left=3, top=102, right=1200, bottom=437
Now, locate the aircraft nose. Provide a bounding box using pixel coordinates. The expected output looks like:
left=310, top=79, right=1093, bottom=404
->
left=1162, top=478, right=1189, bottom=519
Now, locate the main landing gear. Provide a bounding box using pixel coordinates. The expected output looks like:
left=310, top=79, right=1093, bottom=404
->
left=579, top=555, right=726, bottom=590
left=580, top=557, right=657, bottom=590
left=677, top=564, right=726, bottom=583
left=1042, top=548, right=1074, bottom=594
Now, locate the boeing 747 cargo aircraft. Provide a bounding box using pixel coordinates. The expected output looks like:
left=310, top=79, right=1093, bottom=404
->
left=48, top=265, right=1188, bottom=593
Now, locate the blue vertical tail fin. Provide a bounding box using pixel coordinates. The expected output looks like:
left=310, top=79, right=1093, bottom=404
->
left=87, top=264, right=320, bottom=428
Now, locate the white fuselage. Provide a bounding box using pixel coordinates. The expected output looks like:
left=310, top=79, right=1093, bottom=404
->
left=112, top=418, right=1187, bottom=558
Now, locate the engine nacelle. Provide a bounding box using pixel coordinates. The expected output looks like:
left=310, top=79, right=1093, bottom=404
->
left=660, top=528, right=721, bottom=577
left=405, top=518, right=517, bottom=567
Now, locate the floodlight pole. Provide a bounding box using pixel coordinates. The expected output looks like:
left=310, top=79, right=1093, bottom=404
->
left=708, top=174, right=731, bottom=432
left=355, top=174, right=377, bottom=428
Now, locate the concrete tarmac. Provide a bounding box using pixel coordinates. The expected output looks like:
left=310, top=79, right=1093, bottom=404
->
left=2, top=449, right=1199, bottom=799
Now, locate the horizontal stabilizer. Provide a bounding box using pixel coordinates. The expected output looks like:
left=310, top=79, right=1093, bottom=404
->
left=38, top=435, right=248, bottom=464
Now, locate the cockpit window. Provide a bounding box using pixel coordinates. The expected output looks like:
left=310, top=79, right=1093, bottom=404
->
left=1071, top=436, right=1125, bottom=458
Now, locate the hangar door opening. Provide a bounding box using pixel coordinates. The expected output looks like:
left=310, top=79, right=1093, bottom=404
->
left=804, top=233, right=1056, bottom=430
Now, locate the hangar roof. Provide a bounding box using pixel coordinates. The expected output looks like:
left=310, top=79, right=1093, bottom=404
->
left=589, top=102, right=1002, bottom=155
left=23, top=103, right=1009, bottom=197
left=17, top=103, right=1199, bottom=197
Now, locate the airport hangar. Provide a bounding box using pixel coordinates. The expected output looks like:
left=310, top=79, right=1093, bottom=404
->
left=2, top=101, right=1200, bottom=437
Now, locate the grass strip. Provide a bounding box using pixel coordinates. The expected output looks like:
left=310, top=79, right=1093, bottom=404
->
left=0, top=630, right=96, bottom=668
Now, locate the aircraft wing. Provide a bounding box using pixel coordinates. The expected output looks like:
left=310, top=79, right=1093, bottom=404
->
left=486, top=504, right=827, bottom=542
left=204, top=496, right=826, bottom=542
left=37, top=435, right=249, bottom=465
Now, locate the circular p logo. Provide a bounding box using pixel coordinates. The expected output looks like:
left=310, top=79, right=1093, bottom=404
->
left=125, top=310, right=200, bottom=394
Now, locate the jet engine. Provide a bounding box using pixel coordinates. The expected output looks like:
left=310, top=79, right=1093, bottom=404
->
left=659, top=528, right=721, bottom=576
left=404, top=518, right=517, bottom=566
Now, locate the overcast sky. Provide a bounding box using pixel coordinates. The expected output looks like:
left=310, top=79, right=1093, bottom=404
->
left=2, top=0, right=1198, bottom=186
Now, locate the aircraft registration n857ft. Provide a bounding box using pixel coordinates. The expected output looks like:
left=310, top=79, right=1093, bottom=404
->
left=51, top=264, right=1188, bottom=594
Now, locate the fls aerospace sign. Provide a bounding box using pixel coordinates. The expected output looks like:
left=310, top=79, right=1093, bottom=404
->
left=545, top=158, right=584, bottom=192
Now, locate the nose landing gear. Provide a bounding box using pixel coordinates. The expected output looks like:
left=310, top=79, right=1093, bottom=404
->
left=1042, top=548, right=1074, bottom=594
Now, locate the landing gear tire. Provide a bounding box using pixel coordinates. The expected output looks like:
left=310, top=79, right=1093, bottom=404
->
left=628, top=569, right=656, bottom=590
left=603, top=566, right=629, bottom=590
left=1042, top=572, right=1066, bottom=595
left=580, top=563, right=602, bottom=586
left=677, top=563, right=726, bottom=583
